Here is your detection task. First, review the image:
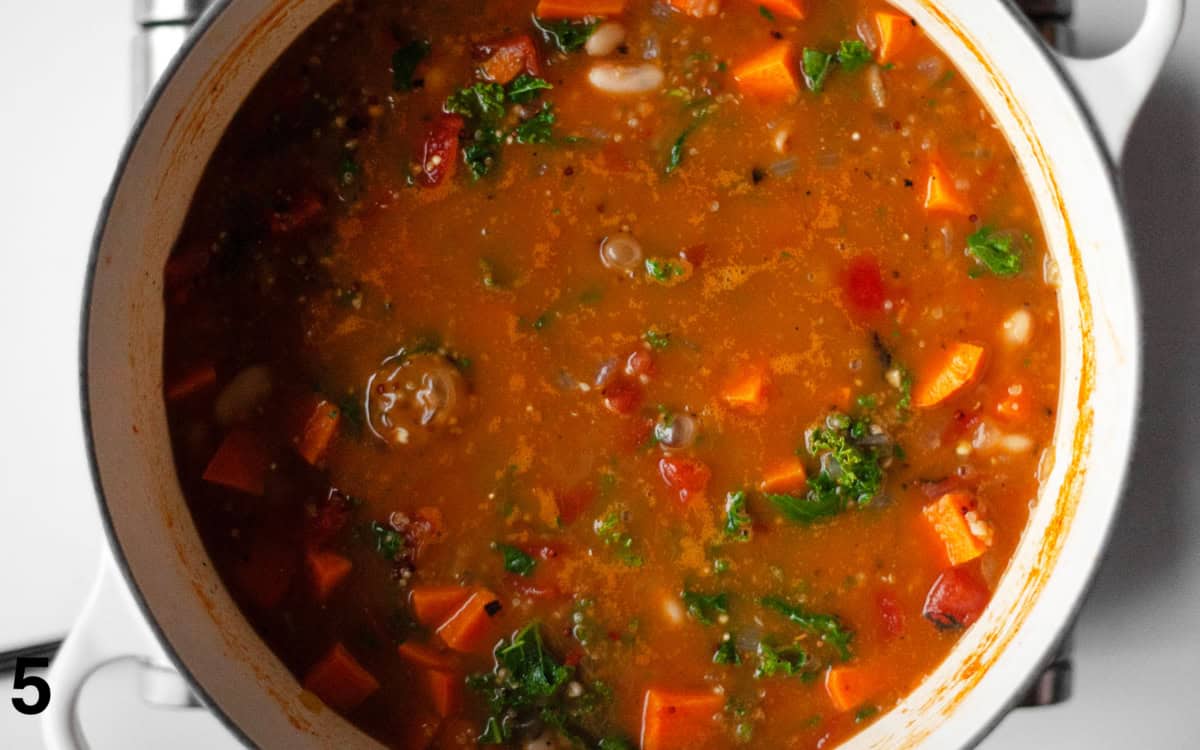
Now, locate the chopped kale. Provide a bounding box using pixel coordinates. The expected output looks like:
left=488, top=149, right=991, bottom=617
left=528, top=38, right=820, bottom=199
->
left=724, top=490, right=753, bottom=541
left=369, top=521, right=405, bottom=561
left=714, top=637, right=742, bottom=665
left=391, top=39, right=431, bottom=92
left=760, top=596, right=853, bottom=660
left=836, top=39, right=873, bottom=71
left=645, top=257, right=687, bottom=282
left=533, top=16, right=598, bottom=53
left=497, top=543, right=537, bottom=576
left=681, top=590, right=729, bottom=625
left=445, top=82, right=507, bottom=121
left=801, top=48, right=834, bottom=92
left=507, top=73, right=553, bottom=103
left=967, top=226, right=1023, bottom=277
left=754, top=641, right=810, bottom=678
left=595, top=509, right=643, bottom=567
left=513, top=103, right=556, bottom=144
left=643, top=328, right=672, bottom=350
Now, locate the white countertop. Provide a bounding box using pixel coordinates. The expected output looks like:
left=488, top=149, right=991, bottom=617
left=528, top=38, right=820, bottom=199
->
left=0, top=0, right=1195, bottom=746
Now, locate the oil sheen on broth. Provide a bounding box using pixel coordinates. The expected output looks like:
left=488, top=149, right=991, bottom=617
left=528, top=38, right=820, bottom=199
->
left=162, top=0, right=1061, bottom=747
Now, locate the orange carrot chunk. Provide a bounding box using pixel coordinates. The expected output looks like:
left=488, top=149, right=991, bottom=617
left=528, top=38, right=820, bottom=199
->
left=306, top=550, right=352, bottom=602
left=535, top=0, right=625, bottom=19
left=202, top=428, right=270, bottom=496
left=302, top=643, right=380, bottom=713
left=165, top=363, right=217, bottom=401
left=410, top=586, right=473, bottom=629
left=912, top=342, right=986, bottom=407
left=759, top=457, right=808, bottom=494
left=722, top=367, right=770, bottom=413
left=825, top=665, right=877, bottom=712
left=398, top=641, right=457, bottom=671
left=875, top=11, right=916, bottom=64
left=640, top=689, right=725, bottom=750
left=423, top=668, right=463, bottom=717
left=733, top=43, right=799, bottom=99
left=436, top=589, right=503, bottom=654
left=922, top=491, right=993, bottom=566
left=668, top=0, right=721, bottom=17
left=757, top=0, right=806, bottom=19
left=924, top=160, right=971, bottom=214
left=296, top=398, right=340, bottom=467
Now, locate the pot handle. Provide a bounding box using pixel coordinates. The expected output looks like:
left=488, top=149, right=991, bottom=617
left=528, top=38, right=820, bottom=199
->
left=41, top=550, right=195, bottom=750
left=1052, top=0, right=1184, bottom=163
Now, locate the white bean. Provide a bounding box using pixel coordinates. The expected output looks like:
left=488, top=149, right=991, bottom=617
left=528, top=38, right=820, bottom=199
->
left=587, top=63, right=664, bottom=95
left=585, top=22, right=626, bottom=57
left=214, top=365, right=272, bottom=426
left=662, top=594, right=685, bottom=625
left=1002, top=308, right=1033, bottom=347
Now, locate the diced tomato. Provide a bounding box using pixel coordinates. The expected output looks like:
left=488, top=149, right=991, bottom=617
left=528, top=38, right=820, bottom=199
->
left=621, top=416, right=656, bottom=454
left=876, top=588, right=906, bottom=641
left=308, top=488, right=354, bottom=546
left=923, top=567, right=991, bottom=630
left=554, top=485, right=595, bottom=526
left=602, top=377, right=644, bottom=415
left=419, top=113, right=464, bottom=187
left=658, top=456, right=711, bottom=503
left=680, top=243, right=707, bottom=268
left=475, top=34, right=541, bottom=84
left=625, top=349, right=655, bottom=378
left=843, top=256, right=887, bottom=315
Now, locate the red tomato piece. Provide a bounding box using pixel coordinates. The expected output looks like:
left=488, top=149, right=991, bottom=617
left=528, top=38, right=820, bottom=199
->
left=994, top=382, right=1033, bottom=423
left=625, top=349, right=655, bottom=378
left=554, top=485, right=595, bottom=526
left=658, top=456, right=712, bottom=503
left=843, top=256, right=887, bottom=315
left=602, top=377, right=644, bottom=415
left=476, top=34, right=542, bottom=84
left=923, top=567, right=991, bottom=630
left=419, top=113, right=464, bottom=187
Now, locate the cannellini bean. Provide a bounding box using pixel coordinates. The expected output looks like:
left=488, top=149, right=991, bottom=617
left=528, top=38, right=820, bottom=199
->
left=214, top=365, right=272, bottom=425
left=996, top=433, right=1034, bottom=453
left=585, top=22, right=626, bottom=56
left=662, top=594, right=685, bottom=625
left=587, top=63, right=664, bottom=95
left=1002, top=308, right=1033, bottom=347
left=773, top=127, right=792, bottom=154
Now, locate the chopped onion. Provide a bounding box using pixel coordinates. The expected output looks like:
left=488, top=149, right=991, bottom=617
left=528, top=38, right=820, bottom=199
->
left=599, top=232, right=643, bottom=272
left=916, top=56, right=945, bottom=83
left=768, top=157, right=798, bottom=177
left=214, top=365, right=271, bottom=425
left=866, top=64, right=887, bottom=109
left=856, top=17, right=879, bottom=50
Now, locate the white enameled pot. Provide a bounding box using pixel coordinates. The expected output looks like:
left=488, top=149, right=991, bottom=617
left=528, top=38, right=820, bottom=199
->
left=47, top=1, right=1184, bottom=747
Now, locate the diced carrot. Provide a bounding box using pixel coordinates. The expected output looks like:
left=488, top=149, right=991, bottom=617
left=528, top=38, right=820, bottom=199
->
left=722, top=367, right=770, bottom=413
left=165, top=363, right=217, bottom=401
left=231, top=538, right=295, bottom=609
left=295, top=398, right=340, bottom=466
left=423, top=668, right=463, bottom=717
left=912, top=342, right=986, bottom=407
left=757, top=0, right=806, bottom=19
left=668, top=0, right=721, bottom=17
left=477, top=34, right=541, bottom=84
left=535, top=0, right=626, bottom=19
left=874, top=12, right=916, bottom=64
left=640, top=688, right=725, bottom=750
left=825, top=665, right=877, bottom=712
left=306, top=550, right=352, bottom=602
left=924, top=160, right=971, bottom=214
left=759, top=457, right=808, bottom=494
left=922, top=491, right=992, bottom=566
left=732, top=43, right=799, bottom=99
left=410, top=586, right=473, bottom=629
left=436, top=589, right=503, bottom=654
left=302, top=643, right=380, bottom=713
left=202, top=428, right=270, bottom=496
left=398, top=641, right=457, bottom=671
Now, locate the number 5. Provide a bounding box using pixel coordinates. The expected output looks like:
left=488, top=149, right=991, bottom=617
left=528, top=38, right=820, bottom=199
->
left=12, top=656, right=51, bottom=715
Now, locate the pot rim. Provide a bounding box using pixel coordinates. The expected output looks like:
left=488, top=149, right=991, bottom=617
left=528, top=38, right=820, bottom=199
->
left=76, top=1, right=1134, bottom=747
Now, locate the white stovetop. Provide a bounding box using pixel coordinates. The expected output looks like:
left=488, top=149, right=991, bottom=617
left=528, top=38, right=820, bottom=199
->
left=0, top=0, right=1196, bottom=747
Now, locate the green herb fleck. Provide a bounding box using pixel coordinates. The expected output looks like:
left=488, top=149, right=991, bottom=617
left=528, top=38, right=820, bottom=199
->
left=595, top=509, right=643, bottom=567
left=533, top=16, right=598, bottom=53
left=645, top=257, right=687, bottom=283
left=755, top=641, right=810, bottom=678
left=643, top=328, right=671, bottom=350
left=836, top=39, right=873, bottom=72
left=714, top=637, right=741, bottom=665
left=724, top=490, right=753, bottom=541
left=497, top=543, right=537, bottom=577
left=369, top=521, right=405, bottom=561
left=855, top=705, right=880, bottom=723
left=445, top=82, right=506, bottom=121
left=666, top=122, right=699, bottom=174
left=759, top=5, right=776, bottom=21
left=391, top=40, right=430, bottom=92
left=681, top=590, right=729, bottom=625
left=514, top=104, right=556, bottom=145
left=802, top=48, right=834, bottom=92
left=967, top=226, right=1023, bottom=277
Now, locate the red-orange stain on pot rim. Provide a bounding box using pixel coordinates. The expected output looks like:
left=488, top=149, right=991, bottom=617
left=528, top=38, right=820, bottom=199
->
left=893, top=1, right=1098, bottom=746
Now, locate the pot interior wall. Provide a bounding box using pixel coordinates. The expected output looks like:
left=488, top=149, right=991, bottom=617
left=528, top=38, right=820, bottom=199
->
left=83, top=0, right=1138, bottom=747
